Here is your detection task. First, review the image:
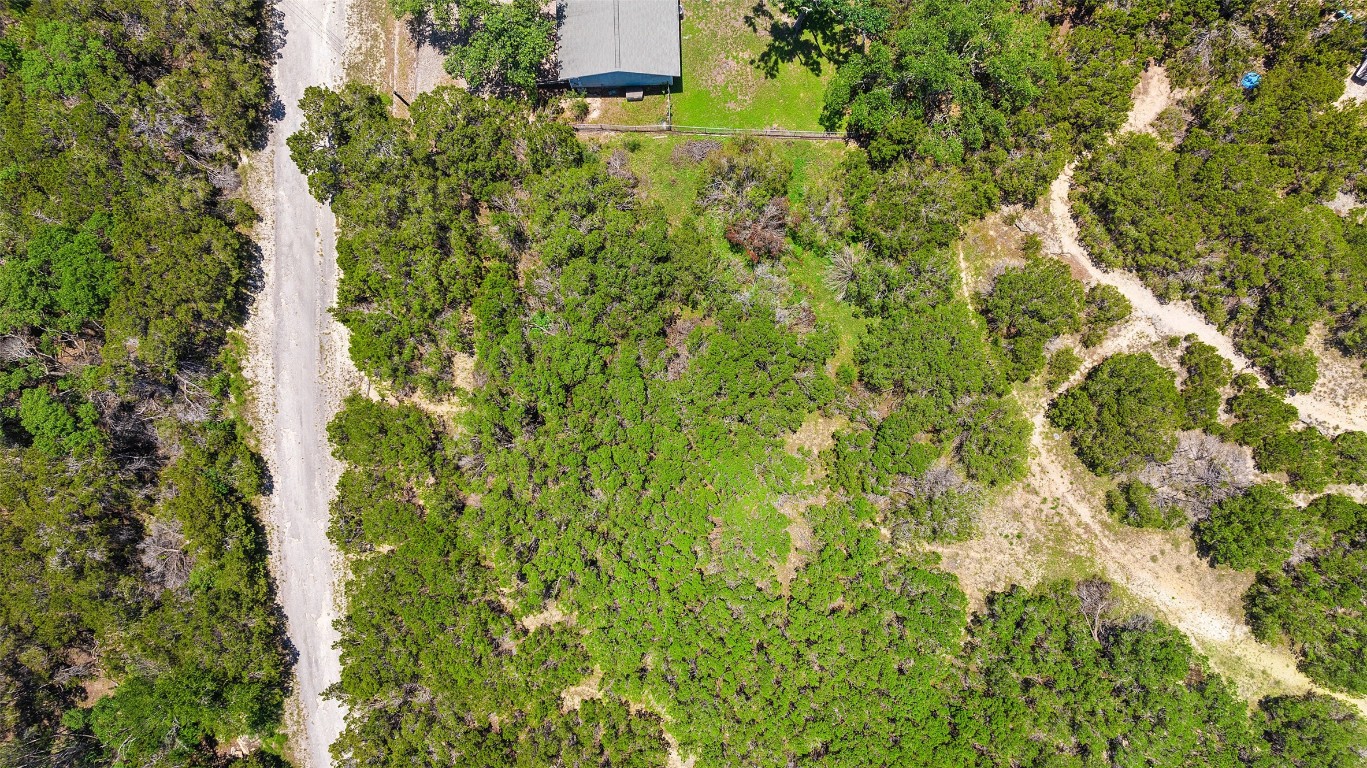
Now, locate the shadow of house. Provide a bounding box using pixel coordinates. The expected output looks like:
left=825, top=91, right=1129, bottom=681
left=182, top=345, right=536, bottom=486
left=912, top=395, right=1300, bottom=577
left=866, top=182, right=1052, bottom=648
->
left=557, top=0, right=681, bottom=90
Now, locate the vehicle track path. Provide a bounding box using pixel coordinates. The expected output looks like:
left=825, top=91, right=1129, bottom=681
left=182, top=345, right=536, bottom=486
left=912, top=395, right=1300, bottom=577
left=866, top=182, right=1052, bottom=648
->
left=936, top=65, right=1367, bottom=715
left=1028, top=65, right=1367, bottom=436
left=245, top=1, right=356, bottom=765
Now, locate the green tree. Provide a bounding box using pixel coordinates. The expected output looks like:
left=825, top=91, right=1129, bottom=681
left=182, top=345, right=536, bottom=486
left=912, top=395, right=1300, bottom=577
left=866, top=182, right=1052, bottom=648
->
left=1082, top=283, right=1132, bottom=347
left=1335, top=431, right=1367, bottom=484
left=1259, top=693, right=1367, bottom=768
left=1047, top=353, right=1182, bottom=475
left=824, top=0, right=1056, bottom=164
left=1196, top=484, right=1304, bottom=572
left=1045, top=346, right=1083, bottom=390
left=443, top=0, right=554, bottom=97
left=17, top=388, right=100, bottom=456
left=978, top=257, right=1084, bottom=382
left=1179, top=340, right=1232, bottom=430
left=1246, top=495, right=1367, bottom=694
left=1107, top=480, right=1181, bottom=529
left=857, top=300, right=997, bottom=409
left=19, top=21, right=114, bottom=98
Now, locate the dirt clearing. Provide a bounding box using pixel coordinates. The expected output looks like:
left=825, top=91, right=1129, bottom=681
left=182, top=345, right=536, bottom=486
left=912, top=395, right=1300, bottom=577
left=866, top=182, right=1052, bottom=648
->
left=933, top=69, right=1367, bottom=714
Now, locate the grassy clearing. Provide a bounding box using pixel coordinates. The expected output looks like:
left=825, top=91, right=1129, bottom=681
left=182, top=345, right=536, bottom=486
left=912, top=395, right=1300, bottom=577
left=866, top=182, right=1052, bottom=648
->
left=675, top=0, right=839, bottom=130
left=589, top=95, right=670, bottom=127
left=785, top=247, right=865, bottom=373
left=588, top=134, right=847, bottom=222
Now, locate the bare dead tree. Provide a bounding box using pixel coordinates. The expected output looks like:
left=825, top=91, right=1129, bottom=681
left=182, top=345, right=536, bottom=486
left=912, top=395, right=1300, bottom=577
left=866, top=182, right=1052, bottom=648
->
left=605, top=148, right=637, bottom=187
left=1136, top=431, right=1255, bottom=521
left=1075, top=578, right=1116, bottom=643
left=726, top=197, right=791, bottom=260
left=138, top=519, right=192, bottom=594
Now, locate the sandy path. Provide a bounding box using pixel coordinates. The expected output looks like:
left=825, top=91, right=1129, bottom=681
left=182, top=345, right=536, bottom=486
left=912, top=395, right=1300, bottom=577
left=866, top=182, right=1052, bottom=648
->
left=245, top=1, right=356, bottom=765
left=1028, top=66, right=1367, bottom=436
left=1042, top=168, right=1367, bottom=435
left=1119, top=64, right=1179, bottom=135
left=934, top=65, right=1367, bottom=714
left=936, top=316, right=1367, bottom=713
left=1338, top=68, right=1366, bottom=106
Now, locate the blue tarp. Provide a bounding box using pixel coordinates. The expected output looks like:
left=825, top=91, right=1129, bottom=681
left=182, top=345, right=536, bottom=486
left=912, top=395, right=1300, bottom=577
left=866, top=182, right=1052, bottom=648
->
left=1241, top=72, right=1262, bottom=89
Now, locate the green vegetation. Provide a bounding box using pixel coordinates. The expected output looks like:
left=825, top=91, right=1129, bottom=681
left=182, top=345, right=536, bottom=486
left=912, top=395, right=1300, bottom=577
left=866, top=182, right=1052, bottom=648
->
left=1082, top=283, right=1132, bottom=347
left=388, top=0, right=554, bottom=96
left=289, top=85, right=582, bottom=393
left=979, top=257, right=1085, bottom=382
left=1246, top=494, right=1367, bottom=695
left=1048, top=353, right=1183, bottom=475
left=670, top=0, right=841, bottom=130
left=1044, top=346, right=1083, bottom=390
left=0, top=1, right=286, bottom=764
left=296, top=56, right=1367, bottom=759
left=1180, top=340, right=1234, bottom=431
left=1071, top=0, right=1367, bottom=386
left=1225, top=376, right=1349, bottom=493
left=10, top=0, right=1367, bottom=762
left=824, top=0, right=1055, bottom=164
left=1197, top=484, right=1303, bottom=572
left=1106, top=479, right=1182, bottom=530
left=444, top=0, right=554, bottom=96
left=1259, top=693, right=1367, bottom=768
left=959, top=581, right=1320, bottom=767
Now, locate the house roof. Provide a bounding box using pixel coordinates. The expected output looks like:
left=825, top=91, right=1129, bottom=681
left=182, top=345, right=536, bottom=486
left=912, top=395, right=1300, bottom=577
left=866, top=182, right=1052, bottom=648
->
left=558, top=0, right=682, bottom=80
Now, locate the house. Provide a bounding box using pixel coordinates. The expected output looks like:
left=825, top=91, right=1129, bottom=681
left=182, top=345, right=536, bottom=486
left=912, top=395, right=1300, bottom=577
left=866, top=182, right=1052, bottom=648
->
left=557, top=0, right=682, bottom=91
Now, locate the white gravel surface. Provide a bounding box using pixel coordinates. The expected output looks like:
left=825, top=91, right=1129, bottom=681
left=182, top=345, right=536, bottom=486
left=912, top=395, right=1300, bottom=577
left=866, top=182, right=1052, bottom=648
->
left=246, top=1, right=356, bottom=766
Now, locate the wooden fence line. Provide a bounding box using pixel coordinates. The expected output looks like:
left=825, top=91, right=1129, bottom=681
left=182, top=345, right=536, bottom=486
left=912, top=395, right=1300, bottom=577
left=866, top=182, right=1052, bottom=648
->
left=571, top=123, right=848, bottom=141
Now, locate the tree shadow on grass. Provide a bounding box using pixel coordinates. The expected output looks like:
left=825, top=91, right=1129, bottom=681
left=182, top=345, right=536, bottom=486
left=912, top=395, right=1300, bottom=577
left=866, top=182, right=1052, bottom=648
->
left=744, top=1, right=848, bottom=80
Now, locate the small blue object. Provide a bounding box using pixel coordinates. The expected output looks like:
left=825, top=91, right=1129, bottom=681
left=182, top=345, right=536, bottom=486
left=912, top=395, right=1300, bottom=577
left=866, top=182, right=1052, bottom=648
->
left=1241, top=72, right=1262, bottom=89
left=1333, top=9, right=1352, bottom=21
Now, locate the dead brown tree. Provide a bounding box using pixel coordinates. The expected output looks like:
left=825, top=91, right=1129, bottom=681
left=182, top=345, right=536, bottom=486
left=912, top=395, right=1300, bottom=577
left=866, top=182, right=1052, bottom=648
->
left=1075, top=578, right=1117, bottom=643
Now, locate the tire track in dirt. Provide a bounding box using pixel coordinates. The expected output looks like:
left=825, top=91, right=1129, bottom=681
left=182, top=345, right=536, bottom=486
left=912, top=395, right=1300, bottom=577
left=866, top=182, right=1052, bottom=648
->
left=244, top=1, right=356, bottom=765
left=1027, top=65, right=1367, bottom=436
left=937, top=65, right=1367, bottom=715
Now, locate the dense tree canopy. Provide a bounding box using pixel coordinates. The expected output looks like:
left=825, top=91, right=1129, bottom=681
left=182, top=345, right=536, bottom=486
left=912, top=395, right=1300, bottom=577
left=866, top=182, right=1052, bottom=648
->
left=978, top=256, right=1085, bottom=381
left=0, top=0, right=287, bottom=764
left=1245, top=494, right=1367, bottom=695
left=1048, top=353, right=1183, bottom=475
left=9, top=0, right=1367, bottom=763
left=824, top=0, right=1056, bottom=164
left=296, top=72, right=1367, bottom=764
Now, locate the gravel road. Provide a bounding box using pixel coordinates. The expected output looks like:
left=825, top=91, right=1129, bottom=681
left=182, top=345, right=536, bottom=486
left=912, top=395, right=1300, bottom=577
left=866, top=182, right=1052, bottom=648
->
left=246, top=1, right=354, bottom=766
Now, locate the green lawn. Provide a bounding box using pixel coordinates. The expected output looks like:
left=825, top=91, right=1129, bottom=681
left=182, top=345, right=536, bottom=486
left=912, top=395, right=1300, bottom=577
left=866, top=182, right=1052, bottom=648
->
left=674, top=0, right=839, bottom=130
left=785, top=246, right=866, bottom=373
left=586, top=0, right=842, bottom=131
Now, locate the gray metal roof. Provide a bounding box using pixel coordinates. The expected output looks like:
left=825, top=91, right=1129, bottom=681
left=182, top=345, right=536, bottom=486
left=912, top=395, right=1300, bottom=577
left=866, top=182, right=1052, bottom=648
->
left=558, top=0, right=682, bottom=80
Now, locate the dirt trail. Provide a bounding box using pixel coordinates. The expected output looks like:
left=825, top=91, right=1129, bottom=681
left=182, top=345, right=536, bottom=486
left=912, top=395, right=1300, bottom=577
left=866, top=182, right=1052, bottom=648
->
left=1027, top=65, right=1367, bottom=436
left=1119, top=64, right=1180, bottom=135
left=244, top=0, right=357, bottom=765
left=935, top=66, right=1367, bottom=714
left=936, top=308, right=1366, bottom=711
left=1338, top=69, right=1366, bottom=106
